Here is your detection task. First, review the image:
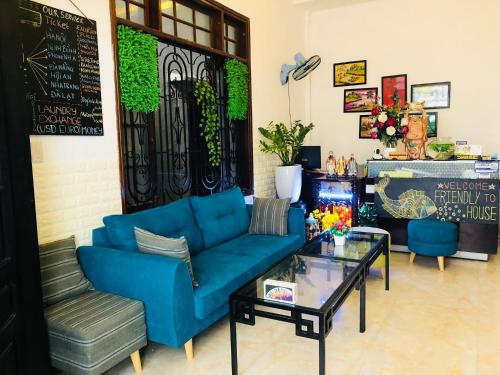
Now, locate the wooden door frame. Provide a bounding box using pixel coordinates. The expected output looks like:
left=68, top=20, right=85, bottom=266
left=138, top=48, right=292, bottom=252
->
left=0, top=0, right=50, bottom=373
left=110, top=0, right=254, bottom=212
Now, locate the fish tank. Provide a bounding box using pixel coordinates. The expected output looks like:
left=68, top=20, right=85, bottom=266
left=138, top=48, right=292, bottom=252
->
left=312, top=176, right=364, bottom=228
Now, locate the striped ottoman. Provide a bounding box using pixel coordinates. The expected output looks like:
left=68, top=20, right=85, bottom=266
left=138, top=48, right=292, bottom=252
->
left=45, top=291, right=147, bottom=375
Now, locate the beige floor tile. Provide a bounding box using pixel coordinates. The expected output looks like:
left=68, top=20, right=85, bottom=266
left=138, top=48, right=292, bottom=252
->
left=107, top=248, right=500, bottom=375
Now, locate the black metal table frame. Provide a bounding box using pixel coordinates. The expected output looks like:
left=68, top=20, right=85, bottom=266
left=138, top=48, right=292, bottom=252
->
left=229, top=234, right=389, bottom=375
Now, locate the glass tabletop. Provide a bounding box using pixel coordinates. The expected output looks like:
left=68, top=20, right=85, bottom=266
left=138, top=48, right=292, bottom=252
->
left=300, top=231, right=385, bottom=262
left=234, top=255, right=358, bottom=310
left=232, top=231, right=386, bottom=311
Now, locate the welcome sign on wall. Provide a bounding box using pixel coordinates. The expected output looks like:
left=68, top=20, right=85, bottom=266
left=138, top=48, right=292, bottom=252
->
left=374, top=176, right=499, bottom=225
left=18, top=0, right=103, bottom=136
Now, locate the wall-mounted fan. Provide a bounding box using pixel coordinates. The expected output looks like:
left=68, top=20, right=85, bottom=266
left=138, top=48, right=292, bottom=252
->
left=280, top=52, right=321, bottom=85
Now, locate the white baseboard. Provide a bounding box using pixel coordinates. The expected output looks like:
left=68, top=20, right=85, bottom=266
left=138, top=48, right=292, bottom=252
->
left=391, top=245, right=489, bottom=261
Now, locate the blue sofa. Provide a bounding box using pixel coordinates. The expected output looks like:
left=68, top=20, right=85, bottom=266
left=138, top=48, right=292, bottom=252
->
left=77, top=187, right=305, bottom=351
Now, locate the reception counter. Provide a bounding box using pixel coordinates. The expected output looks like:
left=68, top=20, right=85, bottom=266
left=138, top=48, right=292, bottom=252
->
left=366, top=160, right=499, bottom=260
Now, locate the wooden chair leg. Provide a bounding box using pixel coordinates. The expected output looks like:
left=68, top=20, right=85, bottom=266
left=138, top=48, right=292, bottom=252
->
left=437, top=256, right=445, bottom=271
left=184, top=339, right=194, bottom=360
left=409, top=252, right=416, bottom=264
left=380, top=266, right=385, bottom=280
left=130, top=350, right=142, bottom=374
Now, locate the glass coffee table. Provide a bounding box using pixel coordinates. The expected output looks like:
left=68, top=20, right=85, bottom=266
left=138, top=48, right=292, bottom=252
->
left=229, top=231, right=389, bottom=375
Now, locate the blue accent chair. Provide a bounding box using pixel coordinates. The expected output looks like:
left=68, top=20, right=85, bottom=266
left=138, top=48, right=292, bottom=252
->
left=77, top=187, right=305, bottom=358
left=407, top=219, right=458, bottom=271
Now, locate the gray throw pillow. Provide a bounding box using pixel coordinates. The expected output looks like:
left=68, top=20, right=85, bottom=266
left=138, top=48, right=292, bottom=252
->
left=134, top=227, right=198, bottom=287
left=39, top=235, right=93, bottom=306
left=248, top=197, right=291, bottom=236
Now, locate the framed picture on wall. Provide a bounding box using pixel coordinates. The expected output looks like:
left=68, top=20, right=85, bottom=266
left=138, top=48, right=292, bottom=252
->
left=426, top=112, right=438, bottom=137
left=359, top=115, right=373, bottom=139
left=381, top=74, right=407, bottom=107
left=411, top=82, right=451, bottom=109
left=333, top=60, right=367, bottom=87
left=344, top=87, right=378, bottom=113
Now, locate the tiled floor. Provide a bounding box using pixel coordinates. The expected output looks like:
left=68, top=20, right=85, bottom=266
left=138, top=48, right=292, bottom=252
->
left=109, top=249, right=500, bottom=375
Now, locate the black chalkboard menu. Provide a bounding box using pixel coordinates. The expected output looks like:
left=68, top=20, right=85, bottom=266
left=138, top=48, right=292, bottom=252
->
left=374, top=177, right=499, bottom=225
left=18, top=0, right=103, bottom=135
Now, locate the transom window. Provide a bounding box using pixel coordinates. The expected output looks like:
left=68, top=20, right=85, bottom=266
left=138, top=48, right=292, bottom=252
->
left=224, top=21, right=238, bottom=55
left=115, top=0, right=147, bottom=25
left=160, top=0, right=212, bottom=47
left=114, top=0, right=248, bottom=59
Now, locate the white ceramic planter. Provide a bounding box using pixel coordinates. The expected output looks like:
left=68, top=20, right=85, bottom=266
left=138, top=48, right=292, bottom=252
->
left=275, top=165, right=302, bottom=203
left=334, top=235, right=346, bottom=246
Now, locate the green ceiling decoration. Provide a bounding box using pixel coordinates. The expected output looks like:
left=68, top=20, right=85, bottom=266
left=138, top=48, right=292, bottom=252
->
left=224, top=59, right=248, bottom=121
left=117, top=25, right=160, bottom=113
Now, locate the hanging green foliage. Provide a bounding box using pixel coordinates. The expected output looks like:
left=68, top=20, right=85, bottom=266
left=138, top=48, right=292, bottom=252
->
left=117, top=25, right=160, bottom=113
left=224, top=59, right=248, bottom=120
left=194, top=80, right=221, bottom=167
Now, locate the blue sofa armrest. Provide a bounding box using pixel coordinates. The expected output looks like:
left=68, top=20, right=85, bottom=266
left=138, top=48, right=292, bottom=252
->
left=246, top=204, right=305, bottom=245
left=77, top=246, right=195, bottom=348
left=288, top=207, right=306, bottom=244
left=92, top=226, right=112, bottom=247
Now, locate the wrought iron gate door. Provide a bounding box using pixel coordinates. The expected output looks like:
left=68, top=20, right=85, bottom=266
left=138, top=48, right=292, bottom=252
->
left=121, top=40, right=245, bottom=212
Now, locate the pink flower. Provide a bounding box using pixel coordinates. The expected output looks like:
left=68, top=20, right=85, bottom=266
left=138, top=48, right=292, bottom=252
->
left=402, top=126, right=409, bottom=134
left=376, top=122, right=384, bottom=129
left=371, top=108, right=380, bottom=116
left=386, top=118, right=395, bottom=127
left=370, top=131, right=378, bottom=139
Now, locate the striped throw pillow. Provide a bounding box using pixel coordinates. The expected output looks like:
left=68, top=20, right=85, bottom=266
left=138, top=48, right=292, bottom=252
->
left=134, top=227, right=198, bottom=287
left=39, top=235, right=93, bottom=306
left=248, top=197, right=291, bottom=236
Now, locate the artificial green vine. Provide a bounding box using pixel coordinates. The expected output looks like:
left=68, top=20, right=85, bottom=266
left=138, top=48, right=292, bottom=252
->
left=194, top=80, right=221, bottom=167
left=117, top=25, right=160, bottom=113
left=224, top=59, right=248, bottom=120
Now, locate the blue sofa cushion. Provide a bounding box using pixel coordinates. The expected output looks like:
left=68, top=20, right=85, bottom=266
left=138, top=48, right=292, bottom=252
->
left=207, top=233, right=302, bottom=271
left=191, top=187, right=250, bottom=248
left=192, top=233, right=303, bottom=319
left=103, top=198, right=204, bottom=254
left=191, top=250, right=260, bottom=319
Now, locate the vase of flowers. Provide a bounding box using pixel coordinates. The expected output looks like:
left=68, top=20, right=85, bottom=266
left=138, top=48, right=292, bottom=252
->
left=330, top=221, right=350, bottom=246
left=368, top=100, right=407, bottom=158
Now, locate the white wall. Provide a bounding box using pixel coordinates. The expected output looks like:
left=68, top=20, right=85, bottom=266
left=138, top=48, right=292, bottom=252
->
left=220, top=0, right=309, bottom=197
left=30, top=0, right=122, bottom=245
left=306, top=0, right=500, bottom=165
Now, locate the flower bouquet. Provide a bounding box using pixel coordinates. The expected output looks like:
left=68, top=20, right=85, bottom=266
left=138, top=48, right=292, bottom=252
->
left=330, top=221, right=350, bottom=246
left=312, top=206, right=352, bottom=232
left=368, top=100, right=407, bottom=154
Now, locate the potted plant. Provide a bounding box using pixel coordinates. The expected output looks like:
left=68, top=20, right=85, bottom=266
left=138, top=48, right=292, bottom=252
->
left=330, top=221, right=350, bottom=246
left=258, top=121, right=314, bottom=202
